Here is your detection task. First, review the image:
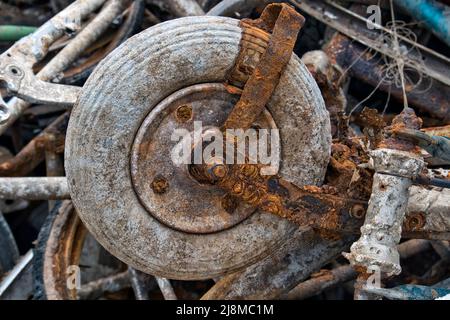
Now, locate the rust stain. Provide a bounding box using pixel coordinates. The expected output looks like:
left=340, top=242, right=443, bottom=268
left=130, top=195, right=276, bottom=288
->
left=222, top=3, right=305, bottom=131
left=0, top=112, right=68, bottom=177
left=380, top=107, right=423, bottom=153
left=404, top=212, right=426, bottom=231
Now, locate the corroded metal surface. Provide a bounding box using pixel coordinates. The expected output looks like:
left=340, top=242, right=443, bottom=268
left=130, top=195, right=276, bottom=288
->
left=222, top=3, right=305, bottom=131
left=345, top=109, right=425, bottom=279
left=167, top=0, right=205, bottom=16
left=0, top=112, right=68, bottom=177
left=0, top=0, right=107, bottom=126
left=65, top=16, right=331, bottom=280
left=405, top=186, right=450, bottom=240
left=201, top=227, right=355, bottom=299
left=0, top=177, right=69, bottom=200
left=131, top=84, right=277, bottom=233
left=302, top=50, right=347, bottom=138
left=324, top=33, right=450, bottom=124
left=0, top=212, right=19, bottom=276
left=192, top=162, right=367, bottom=236
left=39, top=201, right=87, bottom=300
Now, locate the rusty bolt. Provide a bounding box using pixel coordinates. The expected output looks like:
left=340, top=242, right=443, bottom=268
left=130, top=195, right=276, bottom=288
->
left=405, top=212, right=426, bottom=231
left=232, top=182, right=243, bottom=194
left=151, top=175, right=169, bottom=194
left=211, top=164, right=228, bottom=179
left=350, top=204, right=365, bottom=219
left=241, top=164, right=259, bottom=178
left=175, top=104, right=193, bottom=122
left=262, top=201, right=281, bottom=215
left=221, top=194, right=238, bottom=214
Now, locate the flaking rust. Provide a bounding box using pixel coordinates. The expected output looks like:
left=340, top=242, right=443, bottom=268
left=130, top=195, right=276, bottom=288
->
left=223, top=3, right=305, bottom=131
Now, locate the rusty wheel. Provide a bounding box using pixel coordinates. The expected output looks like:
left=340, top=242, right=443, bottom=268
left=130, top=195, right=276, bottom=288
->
left=65, top=16, right=331, bottom=280
left=33, top=200, right=214, bottom=300
left=33, top=201, right=128, bottom=299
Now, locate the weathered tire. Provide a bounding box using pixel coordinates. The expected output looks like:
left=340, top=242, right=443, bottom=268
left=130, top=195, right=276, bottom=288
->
left=65, top=16, right=331, bottom=280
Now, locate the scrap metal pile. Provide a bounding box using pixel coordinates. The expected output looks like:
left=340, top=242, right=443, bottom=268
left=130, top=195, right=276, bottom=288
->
left=0, top=0, right=449, bottom=300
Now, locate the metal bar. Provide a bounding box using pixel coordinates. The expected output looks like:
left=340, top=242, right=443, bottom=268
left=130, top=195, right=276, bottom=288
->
left=222, top=3, right=305, bottom=131
left=155, top=277, right=177, bottom=300
left=207, top=0, right=273, bottom=17
left=1, top=0, right=106, bottom=68
left=0, top=0, right=120, bottom=135
left=166, top=0, right=205, bottom=16
left=324, top=33, right=450, bottom=123
left=128, top=267, right=150, bottom=300
left=284, top=265, right=356, bottom=300
left=283, top=239, right=430, bottom=300
left=0, top=177, right=69, bottom=200
left=291, top=0, right=450, bottom=87
left=0, top=250, right=33, bottom=300
left=39, top=0, right=128, bottom=80
left=404, top=186, right=450, bottom=240
left=394, top=0, right=450, bottom=47
left=77, top=271, right=130, bottom=300
left=201, top=228, right=355, bottom=299
left=0, top=112, right=68, bottom=177
left=45, top=132, right=65, bottom=210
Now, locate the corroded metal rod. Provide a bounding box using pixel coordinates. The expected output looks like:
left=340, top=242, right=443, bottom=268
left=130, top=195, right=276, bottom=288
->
left=283, top=239, right=430, bottom=300
left=0, top=177, right=69, bottom=200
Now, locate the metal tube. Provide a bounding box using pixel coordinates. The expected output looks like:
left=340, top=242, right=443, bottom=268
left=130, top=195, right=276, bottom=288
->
left=0, top=177, right=69, bottom=200
left=45, top=133, right=65, bottom=210
left=0, top=112, right=68, bottom=177
left=344, top=149, right=424, bottom=277
left=39, top=0, right=128, bottom=80
left=284, top=265, right=356, bottom=300
left=207, top=0, right=272, bottom=17
left=155, top=277, right=177, bottom=300
left=324, top=33, right=450, bottom=123
left=284, top=239, right=430, bottom=300
left=202, top=228, right=355, bottom=300
left=0, top=250, right=33, bottom=300
left=0, top=0, right=118, bottom=135
left=394, top=0, right=450, bottom=47
left=167, top=0, right=205, bottom=16
left=77, top=271, right=130, bottom=300
left=128, top=267, right=150, bottom=300
left=3, top=0, right=106, bottom=66
left=0, top=25, right=37, bottom=42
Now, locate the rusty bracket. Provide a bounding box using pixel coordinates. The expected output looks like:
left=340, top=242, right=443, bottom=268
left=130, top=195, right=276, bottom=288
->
left=191, top=3, right=365, bottom=236
left=222, top=3, right=305, bottom=131
left=214, top=164, right=367, bottom=236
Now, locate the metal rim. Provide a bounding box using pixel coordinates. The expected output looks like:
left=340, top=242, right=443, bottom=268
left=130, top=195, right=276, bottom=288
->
left=130, top=83, right=279, bottom=234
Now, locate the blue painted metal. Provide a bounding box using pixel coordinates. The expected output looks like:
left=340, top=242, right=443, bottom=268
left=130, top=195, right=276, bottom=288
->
left=394, top=0, right=450, bottom=47
left=396, top=284, right=450, bottom=300
left=366, top=284, right=450, bottom=300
